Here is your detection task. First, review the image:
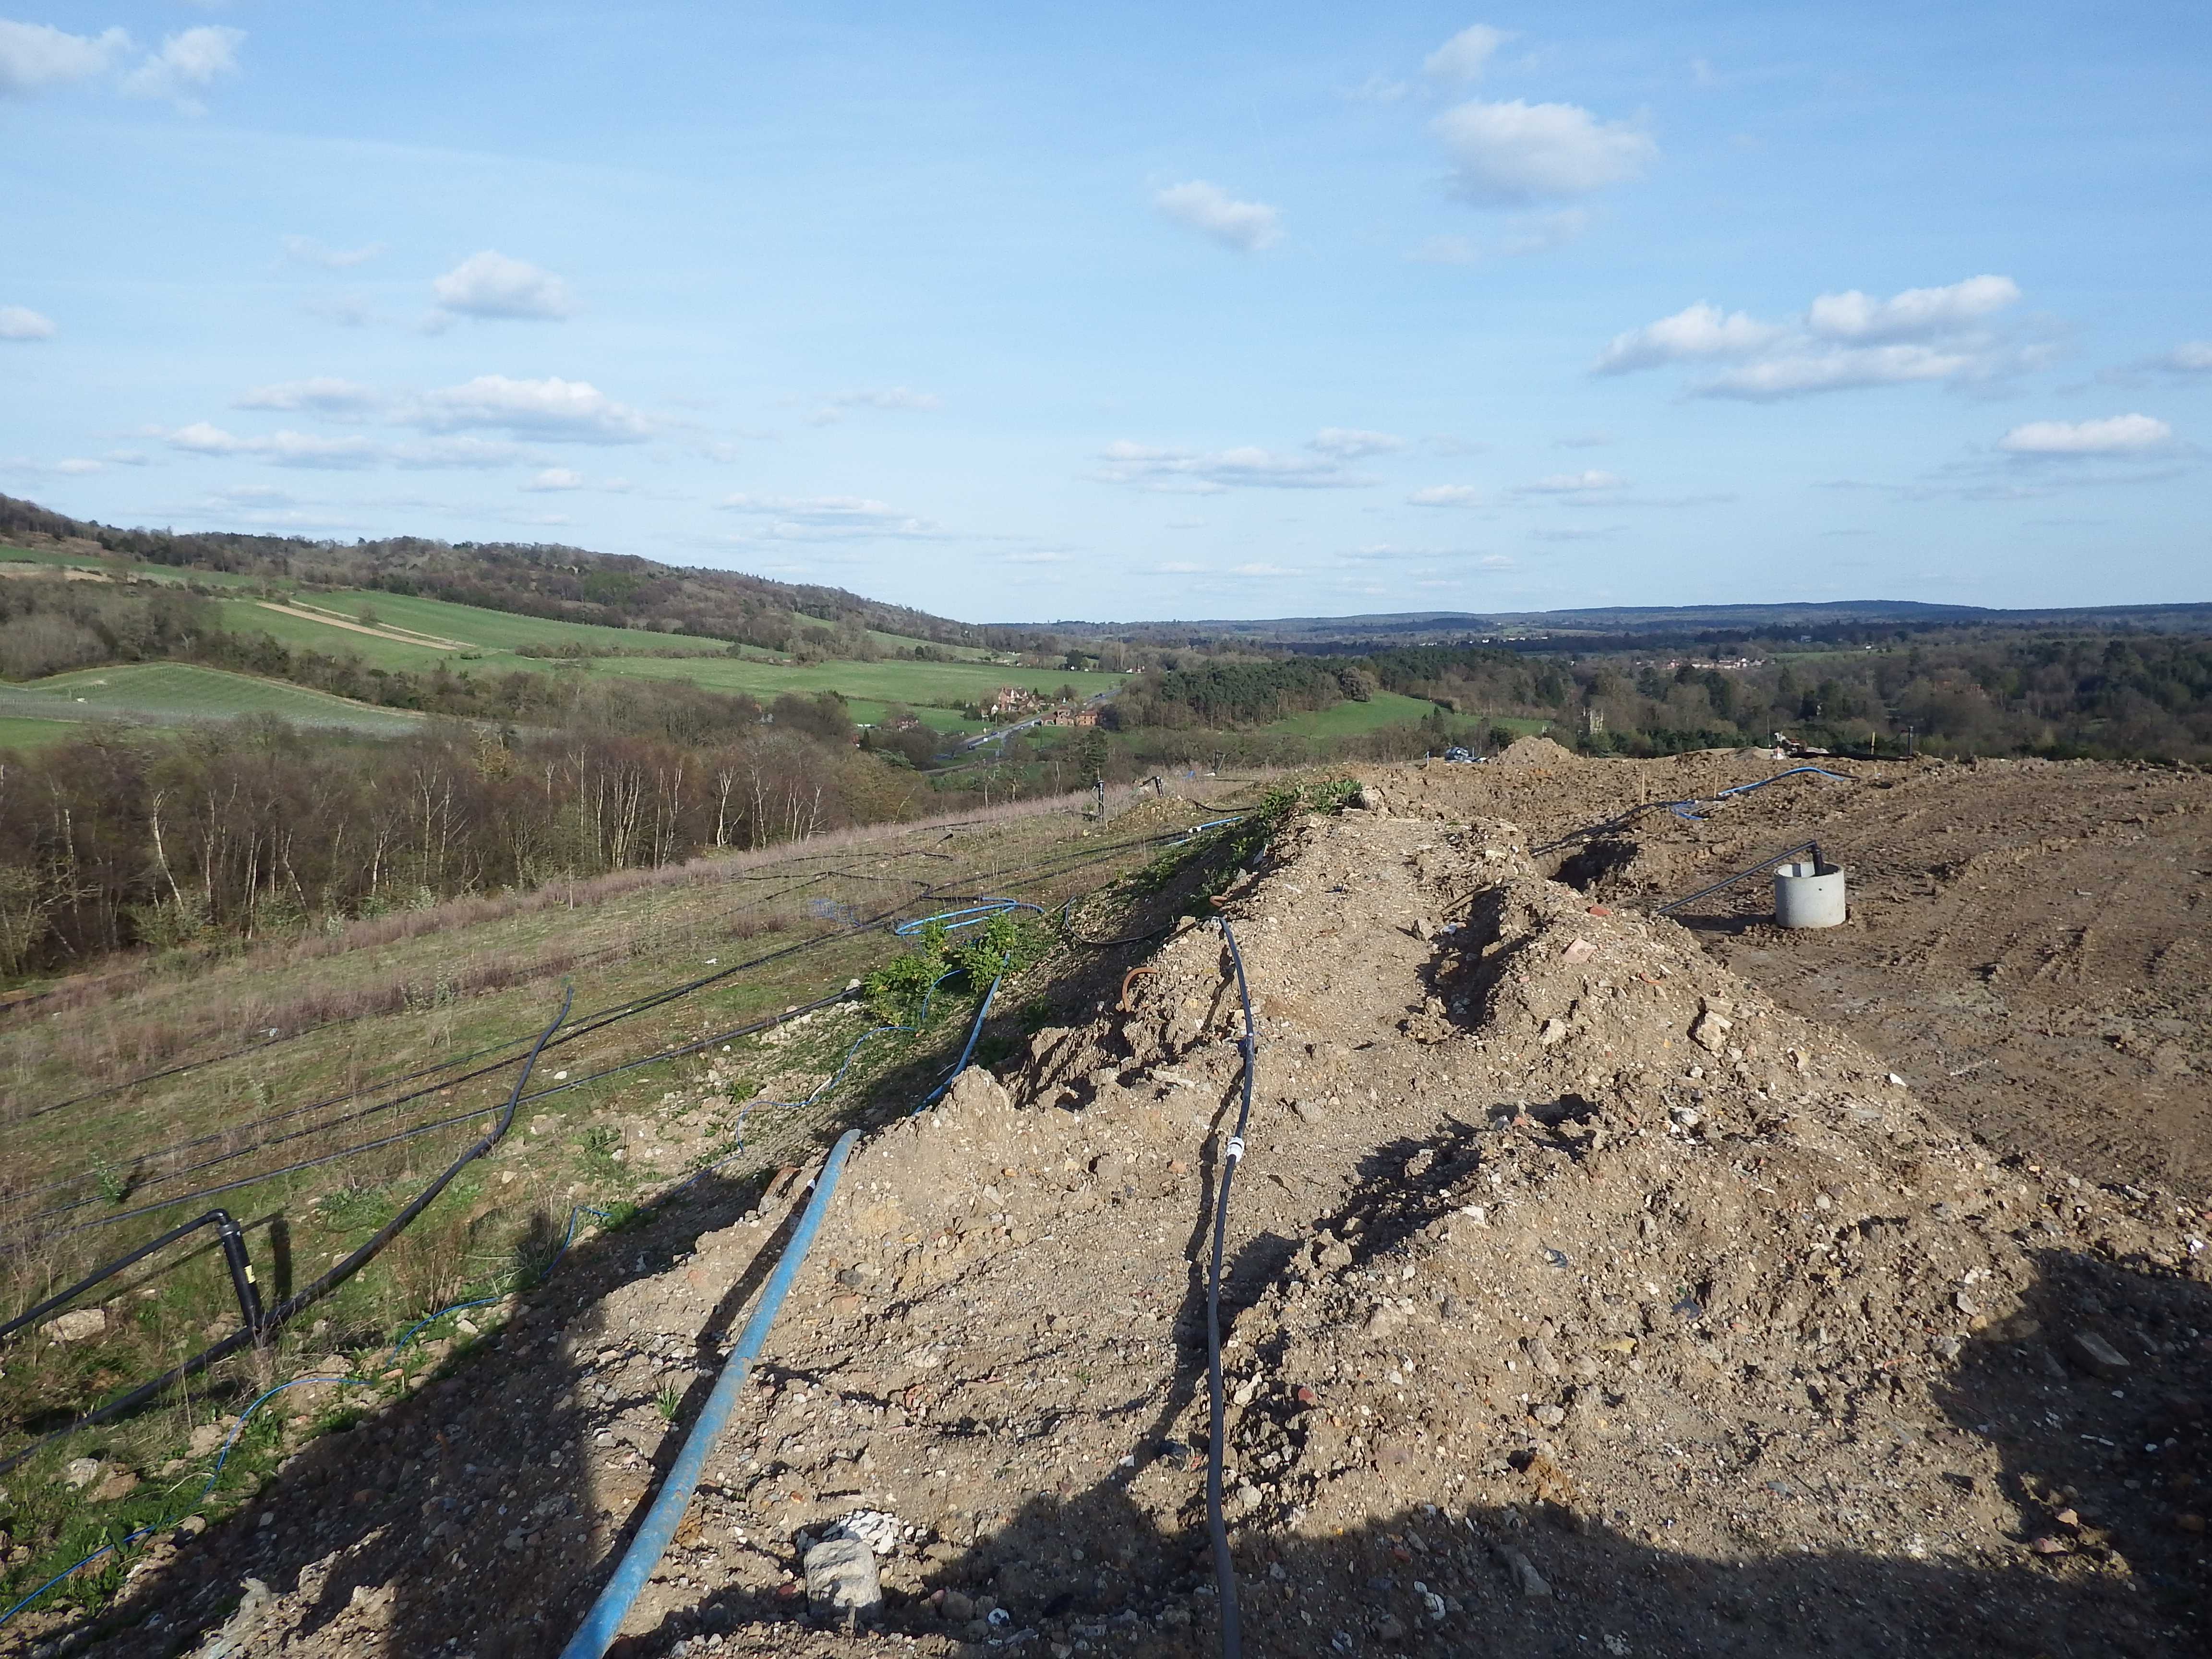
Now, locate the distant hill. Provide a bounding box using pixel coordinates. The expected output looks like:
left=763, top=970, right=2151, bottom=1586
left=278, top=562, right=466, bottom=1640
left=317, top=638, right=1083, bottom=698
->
left=0, top=494, right=1033, bottom=659
left=1031, top=599, right=2212, bottom=647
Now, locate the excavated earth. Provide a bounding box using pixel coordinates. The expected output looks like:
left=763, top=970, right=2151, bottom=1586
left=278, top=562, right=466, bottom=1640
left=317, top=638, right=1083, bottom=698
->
left=26, top=745, right=2212, bottom=1659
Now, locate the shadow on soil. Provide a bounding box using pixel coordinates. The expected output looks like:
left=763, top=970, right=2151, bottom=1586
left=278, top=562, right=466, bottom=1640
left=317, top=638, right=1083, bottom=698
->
left=39, top=1149, right=2201, bottom=1659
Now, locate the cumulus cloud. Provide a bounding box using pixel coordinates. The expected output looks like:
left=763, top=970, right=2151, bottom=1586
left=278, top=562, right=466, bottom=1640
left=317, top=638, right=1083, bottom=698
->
left=1995, top=414, right=2176, bottom=457
left=1310, top=427, right=1403, bottom=457
left=1594, top=276, right=2038, bottom=400
left=281, top=236, right=384, bottom=271
left=1092, top=440, right=1375, bottom=493
left=233, top=377, right=383, bottom=419
left=122, top=25, right=243, bottom=111
left=1431, top=99, right=1655, bottom=205
left=1408, top=484, right=1484, bottom=507
left=523, top=468, right=587, bottom=491
left=803, top=386, right=942, bottom=425
left=403, top=376, right=648, bottom=442
left=0, top=20, right=128, bottom=96
left=0, top=306, right=58, bottom=341
left=1154, top=181, right=1284, bottom=253
left=161, top=422, right=530, bottom=469
left=1424, top=24, right=1507, bottom=82
left=715, top=493, right=947, bottom=541
left=429, top=251, right=580, bottom=321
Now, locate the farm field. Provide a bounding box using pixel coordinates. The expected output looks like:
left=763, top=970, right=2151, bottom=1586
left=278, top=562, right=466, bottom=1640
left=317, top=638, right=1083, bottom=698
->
left=214, top=587, right=1123, bottom=723
left=3, top=662, right=425, bottom=734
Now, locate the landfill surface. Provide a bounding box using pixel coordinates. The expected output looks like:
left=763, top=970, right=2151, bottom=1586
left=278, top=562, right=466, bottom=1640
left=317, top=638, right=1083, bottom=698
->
left=29, top=744, right=2212, bottom=1659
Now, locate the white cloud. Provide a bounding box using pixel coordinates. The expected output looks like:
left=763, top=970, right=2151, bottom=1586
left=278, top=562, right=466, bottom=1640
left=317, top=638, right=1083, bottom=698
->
left=233, top=377, right=383, bottom=419
left=1408, top=484, right=1484, bottom=507
left=1424, top=24, right=1507, bottom=83
left=429, top=251, right=580, bottom=321
left=1995, top=414, right=2176, bottom=457
left=1229, top=562, right=1302, bottom=577
left=715, top=493, right=947, bottom=541
left=122, top=25, right=243, bottom=111
left=161, top=422, right=532, bottom=469
left=0, top=20, right=128, bottom=96
left=1431, top=99, right=1655, bottom=205
left=1310, top=427, right=1403, bottom=457
left=1093, top=440, right=1375, bottom=493
left=1515, top=469, right=1626, bottom=494
left=281, top=236, right=384, bottom=271
left=1592, top=302, right=1788, bottom=373
left=1595, top=276, right=2039, bottom=400
left=803, top=386, right=943, bottom=425
left=403, top=376, right=649, bottom=443
left=1555, top=428, right=1613, bottom=447
left=0, top=306, right=58, bottom=341
left=1805, top=275, right=2019, bottom=342
left=522, top=468, right=587, bottom=491
left=1154, top=181, right=1284, bottom=253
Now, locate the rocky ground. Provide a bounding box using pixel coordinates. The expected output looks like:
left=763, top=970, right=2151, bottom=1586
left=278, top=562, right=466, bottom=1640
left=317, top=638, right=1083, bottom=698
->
left=16, top=744, right=2211, bottom=1659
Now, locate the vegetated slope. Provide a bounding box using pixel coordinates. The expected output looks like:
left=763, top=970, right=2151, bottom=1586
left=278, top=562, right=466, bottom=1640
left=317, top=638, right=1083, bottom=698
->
left=0, top=663, right=424, bottom=735
left=0, top=494, right=1026, bottom=656
left=72, top=750, right=2211, bottom=1659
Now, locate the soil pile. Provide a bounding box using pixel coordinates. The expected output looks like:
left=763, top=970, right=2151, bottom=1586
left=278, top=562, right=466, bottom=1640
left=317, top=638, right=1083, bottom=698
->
left=39, top=770, right=2212, bottom=1659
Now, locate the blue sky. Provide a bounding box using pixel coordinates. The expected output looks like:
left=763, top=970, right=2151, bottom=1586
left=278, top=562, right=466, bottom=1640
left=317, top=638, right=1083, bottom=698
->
left=2, top=2, right=2207, bottom=621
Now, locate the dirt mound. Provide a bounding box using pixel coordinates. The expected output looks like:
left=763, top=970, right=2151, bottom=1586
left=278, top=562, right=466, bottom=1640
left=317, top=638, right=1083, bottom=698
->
left=713, top=803, right=2209, bottom=1656
left=60, top=776, right=2212, bottom=1659
left=1489, top=735, right=1581, bottom=771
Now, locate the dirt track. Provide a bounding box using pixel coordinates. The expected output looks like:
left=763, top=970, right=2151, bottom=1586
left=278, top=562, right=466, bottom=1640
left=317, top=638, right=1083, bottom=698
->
left=18, top=747, right=2212, bottom=1659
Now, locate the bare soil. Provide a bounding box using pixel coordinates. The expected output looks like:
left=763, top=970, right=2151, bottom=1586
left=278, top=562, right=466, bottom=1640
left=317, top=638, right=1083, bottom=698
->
left=22, top=745, right=2212, bottom=1659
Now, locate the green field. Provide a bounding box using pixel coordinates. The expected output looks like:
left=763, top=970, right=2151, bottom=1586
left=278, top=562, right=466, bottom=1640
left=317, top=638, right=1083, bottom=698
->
left=0, top=714, right=83, bottom=749
left=3, top=663, right=426, bottom=734
left=210, top=587, right=1124, bottom=727
left=1261, top=689, right=1441, bottom=738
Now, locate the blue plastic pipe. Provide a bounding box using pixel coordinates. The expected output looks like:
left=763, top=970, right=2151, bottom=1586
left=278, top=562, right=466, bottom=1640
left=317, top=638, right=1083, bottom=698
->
left=559, top=1129, right=861, bottom=1659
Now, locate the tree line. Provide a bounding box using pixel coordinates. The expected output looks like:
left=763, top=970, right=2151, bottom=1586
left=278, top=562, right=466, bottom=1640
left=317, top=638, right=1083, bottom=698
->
left=0, top=710, right=926, bottom=979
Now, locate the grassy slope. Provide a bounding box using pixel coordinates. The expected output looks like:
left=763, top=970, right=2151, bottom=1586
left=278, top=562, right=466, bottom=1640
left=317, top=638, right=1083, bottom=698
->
left=7, top=663, right=425, bottom=733
left=0, top=783, right=1259, bottom=1609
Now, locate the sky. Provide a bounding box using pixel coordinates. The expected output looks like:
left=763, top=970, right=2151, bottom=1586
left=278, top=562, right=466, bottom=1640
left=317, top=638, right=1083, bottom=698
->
left=2, top=2, right=2208, bottom=623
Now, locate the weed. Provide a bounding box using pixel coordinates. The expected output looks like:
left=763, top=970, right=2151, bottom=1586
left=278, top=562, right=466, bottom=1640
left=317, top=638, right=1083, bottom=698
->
left=93, top=1162, right=131, bottom=1205
left=575, top=1125, right=626, bottom=1183
left=653, top=1382, right=683, bottom=1422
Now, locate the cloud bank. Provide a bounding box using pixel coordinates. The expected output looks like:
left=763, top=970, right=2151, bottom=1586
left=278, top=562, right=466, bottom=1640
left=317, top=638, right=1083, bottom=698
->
left=0, top=20, right=128, bottom=96
left=1594, top=275, right=2034, bottom=399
